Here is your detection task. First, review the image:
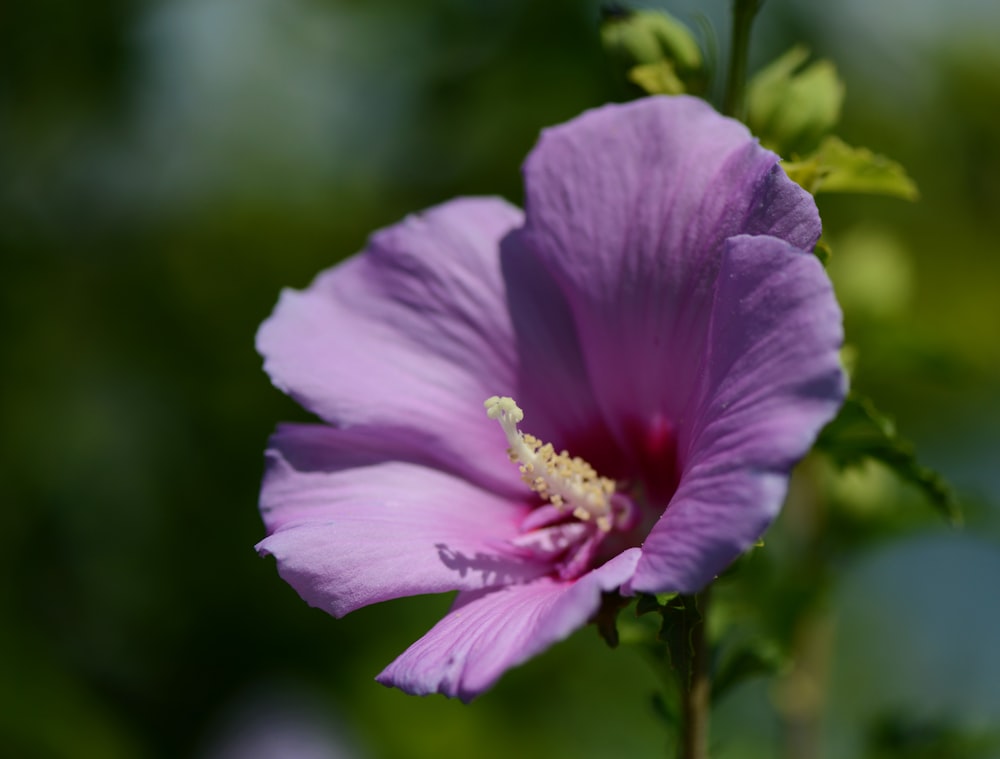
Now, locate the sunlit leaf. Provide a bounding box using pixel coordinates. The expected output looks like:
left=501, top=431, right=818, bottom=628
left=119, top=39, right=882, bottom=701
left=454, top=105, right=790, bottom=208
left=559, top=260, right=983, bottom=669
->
left=784, top=136, right=919, bottom=200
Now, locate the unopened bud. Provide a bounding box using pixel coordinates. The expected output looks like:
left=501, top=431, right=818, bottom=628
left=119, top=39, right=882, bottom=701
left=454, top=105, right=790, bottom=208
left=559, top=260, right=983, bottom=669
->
left=747, top=46, right=845, bottom=156
left=600, top=6, right=705, bottom=96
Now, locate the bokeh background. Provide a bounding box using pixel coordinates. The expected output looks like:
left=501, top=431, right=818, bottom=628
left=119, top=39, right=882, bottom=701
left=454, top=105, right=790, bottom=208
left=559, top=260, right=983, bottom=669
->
left=3, top=1, right=999, bottom=757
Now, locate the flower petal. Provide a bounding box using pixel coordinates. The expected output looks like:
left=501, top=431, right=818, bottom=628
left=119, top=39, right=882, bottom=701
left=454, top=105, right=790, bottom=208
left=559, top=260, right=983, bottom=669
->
left=256, top=197, right=527, bottom=495
left=519, top=96, right=821, bottom=446
left=377, top=548, right=641, bottom=701
left=628, top=235, right=846, bottom=594
left=258, top=424, right=551, bottom=617
left=499, top=230, right=626, bottom=474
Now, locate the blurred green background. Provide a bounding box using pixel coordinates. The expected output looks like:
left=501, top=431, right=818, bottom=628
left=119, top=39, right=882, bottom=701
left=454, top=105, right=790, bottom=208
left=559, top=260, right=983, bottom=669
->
left=3, top=1, right=999, bottom=757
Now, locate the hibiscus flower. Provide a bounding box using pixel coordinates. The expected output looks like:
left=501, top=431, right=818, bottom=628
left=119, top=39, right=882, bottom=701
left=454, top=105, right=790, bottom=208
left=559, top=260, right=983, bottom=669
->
left=256, top=95, right=846, bottom=701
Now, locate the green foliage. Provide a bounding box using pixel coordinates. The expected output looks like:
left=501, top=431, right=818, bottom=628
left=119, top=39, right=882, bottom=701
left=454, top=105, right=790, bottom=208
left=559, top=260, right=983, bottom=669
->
left=813, top=239, right=832, bottom=266
left=815, top=394, right=960, bottom=524
left=783, top=136, right=920, bottom=199
left=625, top=592, right=708, bottom=732
left=827, top=225, right=916, bottom=321
left=600, top=7, right=706, bottom=95
left=747, top=46, right=844, bottom=155
left=594, top=592, right=634, bottom=648
left=866, top=712, right=1000, bottom=759
left=0, top=627, right=145, bottom=759
left=747, top=47, right=918, bottom=202
left=635, top=593, right=665, bottom=616
left=711, top=639, right=784, bottom=705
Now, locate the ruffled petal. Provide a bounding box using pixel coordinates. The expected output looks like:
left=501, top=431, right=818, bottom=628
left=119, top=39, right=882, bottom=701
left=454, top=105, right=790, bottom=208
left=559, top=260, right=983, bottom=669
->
left=256, top=197, right=527, bottom=495
left=377, top=548, right=641, bottom=701
left=258, top=424, right=551, bottom=617
left=627, top=235, right=845, bottom=594
left=519, top=96, right=821, bottom=448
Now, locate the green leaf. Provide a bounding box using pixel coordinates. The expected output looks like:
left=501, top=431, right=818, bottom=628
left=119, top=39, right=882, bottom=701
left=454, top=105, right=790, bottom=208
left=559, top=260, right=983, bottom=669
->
left=867, top=711, right=1000, bottom=757
left=815, top=394, right=960, bottom=524
left=635, top=593, right=663, bottom=616
left=813, top=238, right=832, bottom=266
left=747, top=46, right=845, bottom=155
left=655, top=591, right=679, bottom=607
left=593, top=592, right=633, bottom=648
left=634, top=591, right=681, bottom=617
left=783, top=136, right=919, bottom=200
left=712, top=641, right=785, bottom=704
left=650, top=691, right=679, bottom=729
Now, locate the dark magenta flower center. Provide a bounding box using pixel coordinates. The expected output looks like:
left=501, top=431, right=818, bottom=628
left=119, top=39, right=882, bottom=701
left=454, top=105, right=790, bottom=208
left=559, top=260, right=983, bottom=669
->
left=488, top=396, right=680, bottom=581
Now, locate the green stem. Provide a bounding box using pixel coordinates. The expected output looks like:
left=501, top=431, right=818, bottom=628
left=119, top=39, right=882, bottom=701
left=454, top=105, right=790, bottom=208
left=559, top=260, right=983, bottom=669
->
left=679, top=590, right=711, bottom=759
left=722, top=0, right=763, bottom=120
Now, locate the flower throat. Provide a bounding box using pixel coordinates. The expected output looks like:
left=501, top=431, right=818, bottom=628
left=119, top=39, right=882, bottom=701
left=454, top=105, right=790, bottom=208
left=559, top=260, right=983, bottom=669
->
left=485, top=396, right=621, bottom=532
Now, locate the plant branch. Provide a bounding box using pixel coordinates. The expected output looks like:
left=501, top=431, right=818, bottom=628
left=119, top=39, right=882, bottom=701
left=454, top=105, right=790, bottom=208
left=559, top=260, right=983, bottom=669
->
left=723, top=0, right=763, bottom=120
left=678, top=590, right=711, bottom=759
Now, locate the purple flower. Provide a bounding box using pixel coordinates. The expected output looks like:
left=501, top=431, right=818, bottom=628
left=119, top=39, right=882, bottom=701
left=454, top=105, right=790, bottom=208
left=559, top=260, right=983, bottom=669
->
left=256, top=96, right=846, bottom=701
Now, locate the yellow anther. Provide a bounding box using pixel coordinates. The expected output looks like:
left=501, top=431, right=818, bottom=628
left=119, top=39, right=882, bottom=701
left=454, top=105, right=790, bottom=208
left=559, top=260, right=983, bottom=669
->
left=485, top=396, right=616, bottom=531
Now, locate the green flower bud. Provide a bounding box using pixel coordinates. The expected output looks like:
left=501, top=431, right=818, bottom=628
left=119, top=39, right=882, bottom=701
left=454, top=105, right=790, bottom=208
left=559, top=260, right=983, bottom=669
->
left=600, top=6, right=705, bottom=96
left=747, top=46, right=845, bottom=156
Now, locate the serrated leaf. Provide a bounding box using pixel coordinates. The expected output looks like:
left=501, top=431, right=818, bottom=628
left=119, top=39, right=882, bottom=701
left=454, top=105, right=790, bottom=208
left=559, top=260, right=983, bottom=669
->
left=815, top=394, right=960, bottom=524
left=784, top=136, right=919, bottom=200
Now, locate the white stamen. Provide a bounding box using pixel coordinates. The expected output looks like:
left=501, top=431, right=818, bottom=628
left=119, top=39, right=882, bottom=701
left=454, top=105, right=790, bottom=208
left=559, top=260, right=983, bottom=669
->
left=484, top=396, right=616, bottom=532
